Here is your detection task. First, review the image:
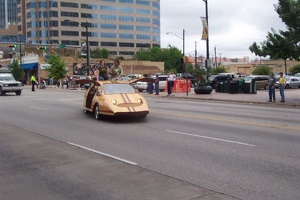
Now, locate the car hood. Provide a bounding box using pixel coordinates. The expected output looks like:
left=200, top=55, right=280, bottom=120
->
left=0, top=80, right=21, bottom=84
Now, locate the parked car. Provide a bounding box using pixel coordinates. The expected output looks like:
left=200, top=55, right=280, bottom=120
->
left=244, top=75, right=269, bottom=90
left=210, top=75, right=233, bottom=89
left=74, top=78, right=154, bottom=119
left=275, top=76, right=300, bottom=89
left=0, top=72, right=23, bottom=96
left=294, top=73, right=300, bottom=78
left=134, top=81, right=148, bottom=92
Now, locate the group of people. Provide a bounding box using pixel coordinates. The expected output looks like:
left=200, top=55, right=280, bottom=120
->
left=268, top=72, right=286, bottom=103
left=92, top=59, right=123, bottom=81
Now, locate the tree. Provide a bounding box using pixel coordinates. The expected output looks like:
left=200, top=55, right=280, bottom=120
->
left=252, top=65, right=270, bottom=75
left=133, top=45, right=183, bottom=72
left=45, top=54, right=68, bottom=81
left=211, top=66, right=227, bottom=75
left=289, top=64, right=300, bottom=75
left=90, top=48, right=110, bottom=59
left=8, top=59, right=24, bottom=81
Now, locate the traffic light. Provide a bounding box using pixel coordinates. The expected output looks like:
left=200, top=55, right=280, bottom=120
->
left=8, top=44, right=17, bottom=48
left=38, top=46, right=48, bottom=50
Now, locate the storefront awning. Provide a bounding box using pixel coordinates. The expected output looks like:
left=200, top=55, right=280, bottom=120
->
left=22, top=63, right=38, bottom=70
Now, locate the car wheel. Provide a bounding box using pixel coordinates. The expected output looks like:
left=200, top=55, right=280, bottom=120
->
left=0, top=87, right=5, bottom=96
left=15, top=90, right=21, bottom=95
left=285, top=84, right=289, bottom=89
left=138, top=89, right=143, bottom=92
left=264, top=85, right=268, bottom=90
left=94, top=104, right=101, bottom=120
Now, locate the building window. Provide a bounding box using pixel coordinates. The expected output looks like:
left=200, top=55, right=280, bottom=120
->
left=136, top=0, right=150, bottom=5
left=119, top=7, right=133, bottom=13
left=110, top=51, right=117, bottom=55
left=136, top=43, right=151, bottom=48
left=153, top=10, right=160, bottom=18
left=100, top=14, right=117, bottom=20
left=61, top=12, right=79, bottom=17
left=39, top=30, right=48, bottom=37
left=39, top=40, right=48, bottom=44
left=50, top=30, right=59, bottom=37
left=27, top=31, right=37, bottom=38
left=102, top=0, right=116, bottom=2
left=119, top=34, right=134, bottom=39
left=136, top=34, right=150, bottom=40
left=60, top=2, right=78, bottom=8
left=39, top=11, right=48, bottom=18
left=90, top=42, right=99, bottom=46
left=27, top=21, right=37, bottom=28
left=119, top=51, right=134, bottom=55
left=49, top=11, right=58, bottom=17
left=82, top=32, right=99, bottom=37
left=119, top=16, right=134, bottom=21
left=153, top=19, right=160, bottom=26
left=50, top=21, right=58, bottom=27
left=39, top=21, right=48, bottom=28
left=61, top=40, right=79, bottom=45
left=81, top=13, right=98, bottom=19
left=119, top=25, right=134, bottom=30
left=101, top=42, right=117, bottom=47
left=26, top=2, right=37, bottom=9
left=136, top=26, right=150, bottom=31
left=49, top=1, right=58, bottom=8
left=61, top=31, right=79, bottom=36
left=101, top=24, right=117, bottom=29
left=81, top=4, right=98, bottom=10
left=27, top=12, right=37, bottom=19
left=39, top=2, right=47, bottom=8
left=152, top=35, right=160, bottom=42
left=101, top=33, right=117, bottom=38
left=136, top=9, right=150, bottom=15
left=152, top=2, right=160, bottom=10
left=100, top=5, right=116, bottom=12
left=119, top=0, right=134, bottom=4
left=50, top=40, right=59, bottom=44
left=119, top=42, right=134, bottom=47
left=136, top=17, right=150, bottom=23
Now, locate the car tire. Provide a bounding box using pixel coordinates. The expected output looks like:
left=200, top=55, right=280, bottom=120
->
left=94, top=104, right=101, bottom=120
left=15, top=90, right=21, bottom=95
left=264, top=85, right=268, bottom=90
left=138, top=89, right=143, bottom=92
left=285, top=84, right=289, bottom=89
left=0, top=87, right=5, bottom=96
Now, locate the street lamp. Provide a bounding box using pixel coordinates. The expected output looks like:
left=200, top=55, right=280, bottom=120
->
left=166, top=29, right=189, bottom=96
left=203, top=0, right=209, bottom=80
left=64, top=20, right=90, bottom=76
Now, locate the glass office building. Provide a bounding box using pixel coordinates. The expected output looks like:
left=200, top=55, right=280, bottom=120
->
left=18, top=0, right=161, bottom=56
left=0, top=0, right=18, bottom=29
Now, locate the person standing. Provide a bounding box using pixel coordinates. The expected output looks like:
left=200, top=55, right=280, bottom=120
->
left=31, top=73, right=36, bottom=92
left=155, top=74, right=160, bottom=95
left=268, top=72, right=276, bottom=102
left=279, top=72, right=286, bottom=102
left=168, top=71, right=176, bottom=96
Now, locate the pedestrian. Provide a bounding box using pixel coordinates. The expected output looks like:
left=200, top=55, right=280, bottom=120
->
left=268, top=72, right=276, bottom=102
left=66, top=76, right=69, bottom=89
left=30, top=73, right=36, bottom=92
left=155, top=74, right=159, bottom=95
left=167, top=71, right=176, bottom=96
left=147, top=73, right=153, bottom=94
left=278, top=72, right=286, bottom=102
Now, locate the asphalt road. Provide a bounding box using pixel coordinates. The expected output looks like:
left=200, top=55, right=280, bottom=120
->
left=1, top=87, right=300, bottom=200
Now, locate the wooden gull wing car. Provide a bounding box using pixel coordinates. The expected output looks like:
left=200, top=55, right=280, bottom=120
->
left=75, top=78, right=154, bottom=120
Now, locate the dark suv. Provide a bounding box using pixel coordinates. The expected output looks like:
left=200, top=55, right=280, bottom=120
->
left=210, top=75, right=233, bottom=89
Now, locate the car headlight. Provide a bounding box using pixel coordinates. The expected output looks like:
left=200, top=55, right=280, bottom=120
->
left=137, top=98, right=143, bottom=104
left=111, top=99, right=117, bottom=105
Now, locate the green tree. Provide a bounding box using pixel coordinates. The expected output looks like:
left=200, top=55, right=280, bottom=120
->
left=90, top=48, right=110, bottom=59
left=211, top=66, right=227, bottom=75
left=45, top=54, right=68, bottom=81
left=252, top=65, right=270, bottom=75
left=289, top=64, right=300, bottom=75
left=8, top=59, right=24, bottom=81
left=133, top=45, right=183, bottom=72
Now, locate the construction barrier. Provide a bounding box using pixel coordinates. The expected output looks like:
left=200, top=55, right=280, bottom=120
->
left=165, top=79, right=191, bottom=93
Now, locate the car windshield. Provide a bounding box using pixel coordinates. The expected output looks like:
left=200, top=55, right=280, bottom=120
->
left=0, top=74, right=15, bottom=81
left=103, top=84, right=135, bottom=94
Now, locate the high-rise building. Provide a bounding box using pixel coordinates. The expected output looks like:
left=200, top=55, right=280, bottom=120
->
left=0, top=0, right=19, bottom=29
left=18, top=0, right=161, bottom=56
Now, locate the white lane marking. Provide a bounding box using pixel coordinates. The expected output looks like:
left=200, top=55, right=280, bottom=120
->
left=29, top=106, right=51, bottom=111
left=67, top=142, right=138, bottom=166
left=166, top=130, right=255, bottom=147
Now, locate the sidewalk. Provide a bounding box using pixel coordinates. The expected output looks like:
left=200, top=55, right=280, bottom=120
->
left=143, top=88, right=300, bottom=107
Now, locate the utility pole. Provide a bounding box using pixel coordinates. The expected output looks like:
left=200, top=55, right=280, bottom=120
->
left=214, top=46, right=217, bottom=67
left=194, top=41, right=197, bottom=69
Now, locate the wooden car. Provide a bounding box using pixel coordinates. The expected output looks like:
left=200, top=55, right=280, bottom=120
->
left=75, top=78, right=154, bottom=120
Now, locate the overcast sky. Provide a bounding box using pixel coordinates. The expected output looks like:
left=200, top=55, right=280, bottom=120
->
left=160, top=0, right=286, bottom=61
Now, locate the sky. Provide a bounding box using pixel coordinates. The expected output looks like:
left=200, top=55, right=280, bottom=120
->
left=160, top=0, right=287, bottom=61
